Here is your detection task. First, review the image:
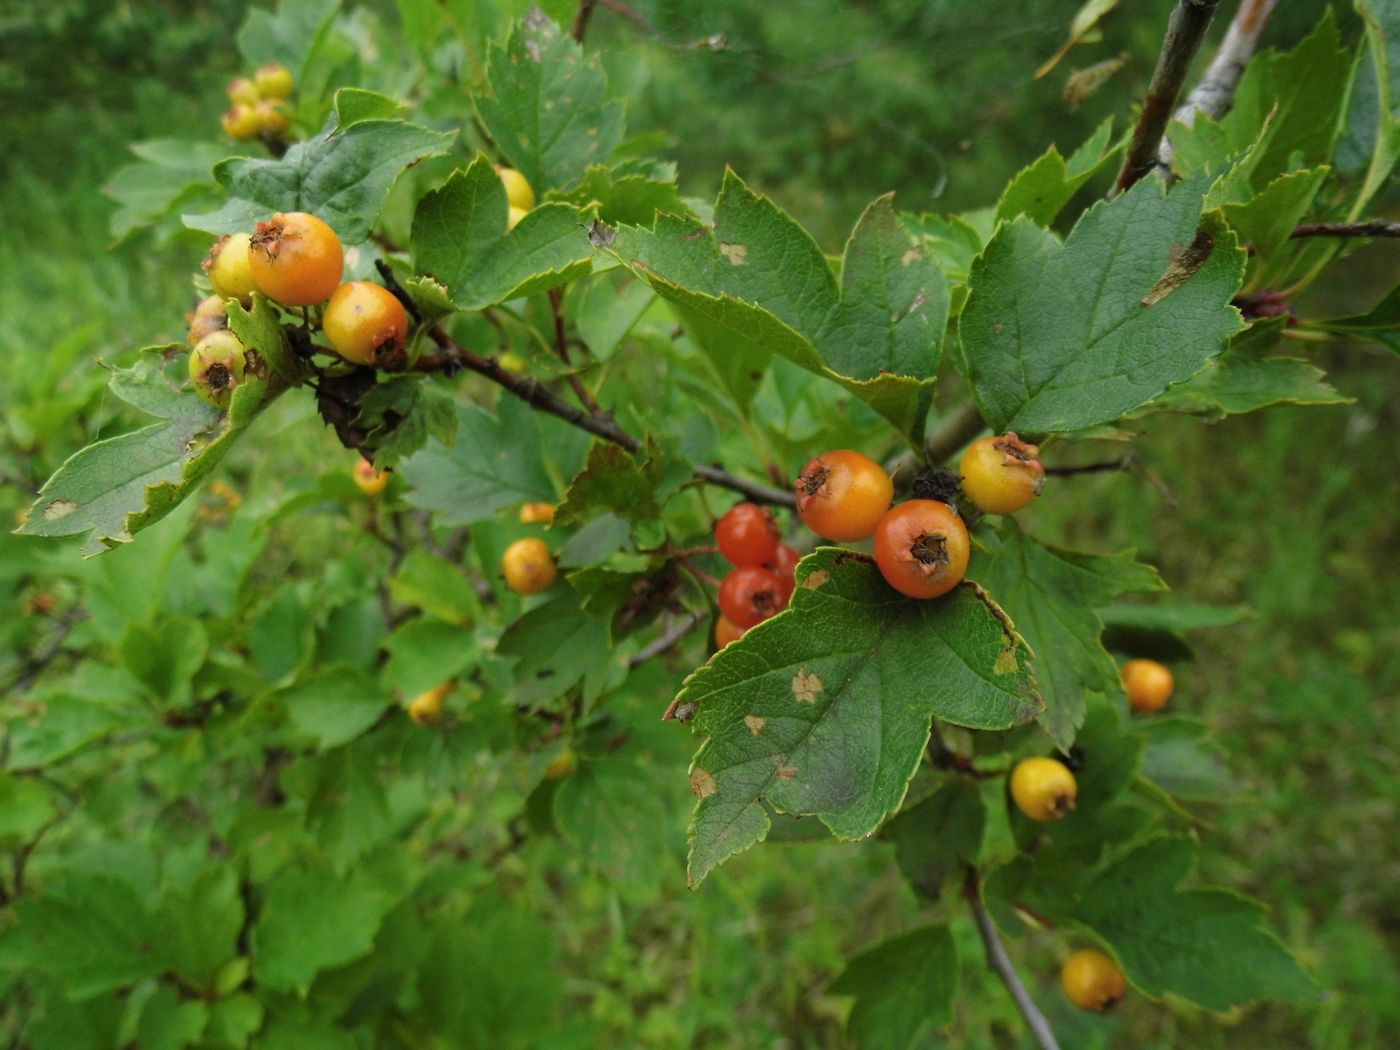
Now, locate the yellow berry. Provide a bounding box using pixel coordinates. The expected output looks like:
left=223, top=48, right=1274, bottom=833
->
left=1009, top=756, right=1077, bottom=822
left=1061, top=949, right=1127, bottom=1012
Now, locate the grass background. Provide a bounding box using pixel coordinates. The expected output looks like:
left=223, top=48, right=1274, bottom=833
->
left=1, top=0, right=1396, bottom=1046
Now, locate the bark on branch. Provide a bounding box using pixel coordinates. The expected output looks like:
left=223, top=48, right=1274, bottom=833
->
left=1116, top=0, right=1224, bottom=194
left=415, top=327, right=796, bottom=506
left=966, top=872, right=1063, bottom=1050
left=1291, top=221, right=1400, bottom=240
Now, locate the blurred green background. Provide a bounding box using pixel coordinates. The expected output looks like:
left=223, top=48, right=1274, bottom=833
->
left=1, top=1, right=1396, bottom=1046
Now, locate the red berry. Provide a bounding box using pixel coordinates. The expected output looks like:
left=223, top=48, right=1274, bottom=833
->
left=765, top=543, right=800, bottom=605
left=715, top=502, right=781, bottom=567
left=717, top=565, right=783, bottom=629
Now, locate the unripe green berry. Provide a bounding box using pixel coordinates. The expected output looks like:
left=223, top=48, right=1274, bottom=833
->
left=189, top=330, right=248, bottom=409
left=203, top=232, right=258, bottom=306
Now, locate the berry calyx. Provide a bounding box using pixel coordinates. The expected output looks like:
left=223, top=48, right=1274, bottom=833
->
left=715, top=502, right=782, bottom=567
left=189, top=331, right=248, bottom=409
left=1009, top=757, right=1077, bottom=822
left=1122, top=658, right=1174, bottom=713
left=187, top=296, right=229, bottom=348
left=248, top=212, right=344, bottom=307
left=221, top=104, right=262, bottom=141
left=960, top=432, right=1045, bottom=515
left=203, top=233, right=259, bottom=306
left=502, top=537, right=557, bottom=595
left=497, top=166, right=536, bottom=211
left=518, top=502, right=556, bottom=524
left=254, top=62, right=295, bottom=99
left=795, top=449, right=893, bottom=542
left=718, top=565, right=783, bottom=629
left=322, top=281, right=410, bottom=368
left=352, top=457, right=390, bottom=497
left=714, top=615, right=746, bottom=648
left=1060, top=949, right=1127, bottom=1012
left=408, top=682, right=451, bottom=726
left=873, top=499, right=970, bottom=599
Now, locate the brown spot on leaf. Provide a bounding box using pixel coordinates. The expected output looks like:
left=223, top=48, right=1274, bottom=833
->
left=802, top=569, right=830, bottom=590
left=793, top=668, right=823, bottom=704
left=900, top=247, right=923, bottom=267
left=719, top=243, right=748, bottom=266
left=690, top=768, right=717, bottom=798
left=42, top=499, right=77, bottom=522
left=776, top=763, right=798, bottom=780
left=1142, top=228, right=1215, bottom=307
left=744, top=715, right=766, bottom=735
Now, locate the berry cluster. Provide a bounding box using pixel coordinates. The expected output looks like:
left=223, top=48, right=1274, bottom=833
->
left=713, top=503, right=799, bottom=646
left=221, top=63, right=294, bottom=143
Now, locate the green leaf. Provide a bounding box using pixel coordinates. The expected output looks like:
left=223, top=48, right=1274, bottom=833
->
left=1134, top=717, right=1240, bottom=802
left=885, top=779, right=985, bottom=900
left=236, top=0, right=339, bottom=74
left=160, top=865, right=245, bottom=992
left=184, top=116, right=453, bottom=242
left=1155, top=318, right=1348, bottom=418
left=957, top=175, right=1245, bottom=435
left=416, top=900, right=563, bottom=1047
left=1313, top=283, right=1400, bottom=355
left=554, top=439, right=672, bottom=527
left=1220, top=10, right=1351, bottom=190
left=682, top=548, right=1038, bottom=886
left=553, top=757, right=675, bottom=895
left=401, top=396, right=588, bottom=526
left=389, top=551, right=480, bottom=625
left=18, top=326, right=282, bottom=556
left=612, top=175, right=947, bottom=442
left=135, top=986, right=208, bottom=1050
left=1220, top=167, right=1330, bottom=258
left=0, top=872, right=165, bottom=998
left=353, top=376, right=461, bottom=467
left=1069, top=836, right=1316, bottom=1010
left=252, top=862, right=402, bottom=992
left=496, top=596, right=613, bottom=707
left=829, top=925, right=958, bottom=1050
left=280, top=667, right=389, bottom=750
left=570, top=270, right=656, bottom=361
left=333, top=87, right=407, bottom=125
left=549, top=166, right=687, bottom=226
left=475, top=12, right=626, bottom=191
left=103, top=140, right=226, bottom=240
left=995, top=119, right=1118, bottom=226
left=0, top=773, right=58, bottom=846
left=972, top=522, right=1164, bottom=750
left=4, top=695, right=138, bottom=769
left=1098, top=601, right=1250, bottom=633
left=120, top=615, right=208, bottom=705
left=410, top=156, right=595, bottom=309
left=381, top=618, right=479, bottom=699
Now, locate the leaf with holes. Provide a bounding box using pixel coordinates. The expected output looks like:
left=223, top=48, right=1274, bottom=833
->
left=679, top=547, right=1038, bottom=886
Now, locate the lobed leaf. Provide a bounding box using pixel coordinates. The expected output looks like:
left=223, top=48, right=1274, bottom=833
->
left=682, top=548, right=1038, bottom=886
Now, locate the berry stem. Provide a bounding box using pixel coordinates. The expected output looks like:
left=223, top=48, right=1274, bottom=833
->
left=965, top=870, right=1063, bottom=1050
left=547, top=287, right=604, bottom=416
left=414, top=325, right=796, bottom=506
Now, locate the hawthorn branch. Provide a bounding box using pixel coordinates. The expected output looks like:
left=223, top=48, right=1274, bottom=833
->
left=966, top=871, right=1062, bottom=1050
left=1044, top=455, right=1135, bottom=477
left=548, top=287, right=604, bottom=415
left=1116, top=0, right=1224, bottom=194
left=571, top=0, right=599, bottom=42
left=1159, top=0, right=1280, bottom=171
left=629, top=609, right=706, bottom=668
left=886, top=400, right=986, bottom=481
left=416, top=327, right=796, bottom=506
left=1291, top=221, right=1400, bottom=239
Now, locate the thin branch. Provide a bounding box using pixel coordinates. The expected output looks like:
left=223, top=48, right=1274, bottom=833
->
left=1159, top=0, right=1280, bottom=170
left=599, top=0, right=653, bottom=31
left=1116, top=0, right=1224, bottom=194
left=629, top=609, right=706, bottom=668
left=571, top=0, right=599, bottom=42
left=1044, top=455, right=1134, bottom=477
left=886, top=399, right=986, bottom=481
left=548, top=287, right=603, bottom=415
left=966, top=871, right=1063, bottom=1050
left=1291, top=221, right=1400, bottom=240
left=416, top=326, right=796, bottom=506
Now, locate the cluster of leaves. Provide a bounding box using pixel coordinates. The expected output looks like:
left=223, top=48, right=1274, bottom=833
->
left=6, top=0, right=1398, bottom=1046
